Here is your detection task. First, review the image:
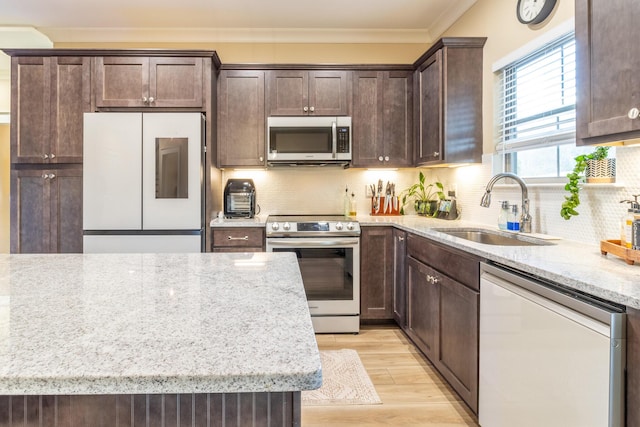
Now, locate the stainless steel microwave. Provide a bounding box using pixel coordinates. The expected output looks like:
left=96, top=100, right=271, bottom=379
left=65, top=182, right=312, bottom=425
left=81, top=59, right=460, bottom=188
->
left=267, top=116, right=352, bottom=166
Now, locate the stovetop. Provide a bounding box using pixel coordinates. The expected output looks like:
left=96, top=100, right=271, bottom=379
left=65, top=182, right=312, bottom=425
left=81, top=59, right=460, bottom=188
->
left=265, top=214, right=360, bottom=237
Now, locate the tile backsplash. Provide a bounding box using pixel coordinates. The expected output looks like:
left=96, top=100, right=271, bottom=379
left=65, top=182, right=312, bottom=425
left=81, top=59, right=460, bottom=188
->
left=221, top=146, right=640, bottom=246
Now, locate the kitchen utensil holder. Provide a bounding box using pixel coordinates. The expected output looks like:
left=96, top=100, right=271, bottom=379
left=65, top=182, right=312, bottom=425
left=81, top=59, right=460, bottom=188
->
left=370, top=196, right=400, bottom=216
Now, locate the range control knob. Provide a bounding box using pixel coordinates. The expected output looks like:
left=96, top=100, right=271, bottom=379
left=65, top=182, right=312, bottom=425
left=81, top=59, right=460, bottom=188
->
left=271, top=222, right=280, bottom=231
left=283, top=222, right=291, bottom=231
left=346, top=222, right=354, bottom=231
left=335, top=222, right=344, bottom=231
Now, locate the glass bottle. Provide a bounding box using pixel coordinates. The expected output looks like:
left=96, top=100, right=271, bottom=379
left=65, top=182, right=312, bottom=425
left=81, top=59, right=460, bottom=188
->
left=498, top=201, right=509, bottom=230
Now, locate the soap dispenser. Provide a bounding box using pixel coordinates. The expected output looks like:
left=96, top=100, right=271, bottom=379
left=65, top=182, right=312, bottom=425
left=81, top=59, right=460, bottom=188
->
left=507, top=204, right=520, bottom=231
left=498, top=201, right=509, bottom=230
left=621, top=195, right=640, bottom=248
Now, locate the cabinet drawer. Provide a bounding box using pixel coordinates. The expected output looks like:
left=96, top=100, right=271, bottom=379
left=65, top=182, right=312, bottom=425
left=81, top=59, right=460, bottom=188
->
left=407, top=233, right=481, bottom=291
left=212, top=227, right=265, bottom=249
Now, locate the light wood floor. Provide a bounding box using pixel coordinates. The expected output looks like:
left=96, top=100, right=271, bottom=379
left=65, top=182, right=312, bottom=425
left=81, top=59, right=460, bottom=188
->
left=301, top=325, right=479, bottom=427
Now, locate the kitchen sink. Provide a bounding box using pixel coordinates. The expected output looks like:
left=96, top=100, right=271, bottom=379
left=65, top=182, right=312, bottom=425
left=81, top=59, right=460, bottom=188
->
left=433, top=228, right=554, bottom=246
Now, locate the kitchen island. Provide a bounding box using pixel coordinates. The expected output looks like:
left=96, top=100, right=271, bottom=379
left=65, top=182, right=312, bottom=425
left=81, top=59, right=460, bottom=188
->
left=0, top=252, right=321, bottom=426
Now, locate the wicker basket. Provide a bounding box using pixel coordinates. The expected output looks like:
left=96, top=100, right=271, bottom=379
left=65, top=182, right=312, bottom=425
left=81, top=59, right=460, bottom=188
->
left=586, top=158, right=616, bottom=183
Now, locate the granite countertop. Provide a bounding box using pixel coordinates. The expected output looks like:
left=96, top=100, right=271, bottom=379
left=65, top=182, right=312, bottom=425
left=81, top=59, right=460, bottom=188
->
left=359, top=215, right=640, bottom=310
left=210, top=216, right=267, bottom=227
left=0, top=252, right=321, bottom=395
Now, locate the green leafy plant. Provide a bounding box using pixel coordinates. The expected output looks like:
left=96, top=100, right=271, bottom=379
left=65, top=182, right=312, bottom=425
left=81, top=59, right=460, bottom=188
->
left=560, top=146, right=609, bottom=220
left=400, top=171, right=446, bottom=216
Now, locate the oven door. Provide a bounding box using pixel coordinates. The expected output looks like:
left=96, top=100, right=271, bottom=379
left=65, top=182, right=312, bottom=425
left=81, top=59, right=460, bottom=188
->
left=266, top=237, right=360, bottom=316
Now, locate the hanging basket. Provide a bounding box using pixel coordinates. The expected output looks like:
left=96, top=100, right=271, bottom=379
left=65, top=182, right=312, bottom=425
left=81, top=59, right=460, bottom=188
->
left=586, top=158, right=616, bottom=183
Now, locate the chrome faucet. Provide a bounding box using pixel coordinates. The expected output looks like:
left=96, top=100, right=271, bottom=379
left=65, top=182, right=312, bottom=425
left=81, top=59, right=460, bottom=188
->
left=480, top=173, right=532, bottom=233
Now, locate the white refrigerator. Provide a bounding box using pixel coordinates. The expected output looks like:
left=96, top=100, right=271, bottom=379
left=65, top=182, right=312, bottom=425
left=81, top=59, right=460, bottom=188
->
left=83, top=112, right=203, bottom=253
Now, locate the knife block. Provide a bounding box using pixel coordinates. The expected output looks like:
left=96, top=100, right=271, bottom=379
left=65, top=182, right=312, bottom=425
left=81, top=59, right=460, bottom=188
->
left=370, top=196, right=401, bottom=216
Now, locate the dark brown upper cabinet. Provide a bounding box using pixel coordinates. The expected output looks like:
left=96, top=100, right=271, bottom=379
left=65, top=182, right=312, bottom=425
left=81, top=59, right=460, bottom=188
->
left=266, top=70, right=350, bottom=116
left=217, top=70, right=266, bottom=168
left=10, top=56, right=90, bottom=164
left=95, top=56, right=204, bottom=108
left=414, top=38, right=486, bottom=166
left=352, top=70, right=413, bottom=168
left=576, top=0, right=640, bottom=145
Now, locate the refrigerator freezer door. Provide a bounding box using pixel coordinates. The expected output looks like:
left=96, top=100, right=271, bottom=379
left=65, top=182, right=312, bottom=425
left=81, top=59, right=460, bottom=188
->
left=83, top=234, right=201, bottom=253
left=83, top=113, right=143, bottom=230
left=142, top=113, right=202, bottom=230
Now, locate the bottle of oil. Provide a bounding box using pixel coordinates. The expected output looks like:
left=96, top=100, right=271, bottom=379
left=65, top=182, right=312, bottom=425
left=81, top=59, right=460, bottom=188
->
left=349, top=192, right=357, bottom=217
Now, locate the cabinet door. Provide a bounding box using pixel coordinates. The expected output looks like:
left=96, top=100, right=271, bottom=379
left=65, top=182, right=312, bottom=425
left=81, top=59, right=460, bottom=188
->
left=392, top=229, right=407, bottom=328
left=95, top=56, right=149, bottom=108
left=50, top=57, right=91, bottom=163
left=149, top=57, right=203, bottom=108
left=382, top=71, right=413, bottom=167
left=576, top=0, right=640, bottom=144
left=10, top=169, right=51, bottom=253
left=416, top=51, right=443, bottom=164
left=267, top=70, right=308, bottom=116
left=218, top=70, right=266, bottom=167
left=308, top=71, right=349, bottom=116
left=11, top=56, right=51, bottom=163
left=50, top=168, right=83, bottom=253
left=352, top=71, right=384, bottom=167
left=438, top=273, right=479, bottom=413
left=352, top=71, right=412, bottom=168
left=406, top=257, right=440, bottom=360
left=10, top=168, right=83, bottom=254
left=360, top=227, right=394, bottom=320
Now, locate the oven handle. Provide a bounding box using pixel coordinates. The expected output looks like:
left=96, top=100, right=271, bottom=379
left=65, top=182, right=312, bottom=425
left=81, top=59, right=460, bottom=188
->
left=266, top=238, right=359, bottom=248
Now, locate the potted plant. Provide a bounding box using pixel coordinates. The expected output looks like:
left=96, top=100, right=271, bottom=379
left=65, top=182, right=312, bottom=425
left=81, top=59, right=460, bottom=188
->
left=560, top=146, right=614, bottom=220
left=400, top=171, right=446, bottom=216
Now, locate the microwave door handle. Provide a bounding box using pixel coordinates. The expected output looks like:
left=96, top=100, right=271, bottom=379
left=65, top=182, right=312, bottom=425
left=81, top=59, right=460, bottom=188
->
left=331, top=121, right=337, bottom=158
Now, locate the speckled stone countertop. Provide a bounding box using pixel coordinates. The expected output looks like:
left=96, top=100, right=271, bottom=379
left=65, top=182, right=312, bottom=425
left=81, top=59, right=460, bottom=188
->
left=0, top=252, right=321, bottom=395
left=210, top=216, right=267, bottom=227
left=359, top=215, right=640, bottom=310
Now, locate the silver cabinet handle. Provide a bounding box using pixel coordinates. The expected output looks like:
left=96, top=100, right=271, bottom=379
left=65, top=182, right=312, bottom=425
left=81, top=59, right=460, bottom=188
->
left=142, top=96, right=148, bottom=103
left=148, top=96, right=155, bottom=103
left=398, top=236, right=405, bottom=241
left=42, top=173, right=49, bottom=179
left=433, top=151, right=440, bottom=157
left=50, top=153, right=55, bottom=159
left=41, top=173, right=56, bottom=180
left=384, top=155, right=390, bottom=161
left=309, top=106, right=315, bottom=112
left=628, top=108, right=640, bottom=119
left=378, top=156, right=384, bottom=162
left=259, top=156, right=264, bottom=162
left=43, top=154, right=49, bottom=159
left=49, top=173, right=56, bottom=179
left=303, top=106, right=309, bottom=112
left=426, top=274, right=439, bottom=284
left=228, top=236, right=249, bottom=241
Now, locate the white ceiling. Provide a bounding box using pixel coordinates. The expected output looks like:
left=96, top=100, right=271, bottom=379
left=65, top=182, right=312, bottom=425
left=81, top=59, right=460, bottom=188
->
left=0, top=0, right=477, bottom=44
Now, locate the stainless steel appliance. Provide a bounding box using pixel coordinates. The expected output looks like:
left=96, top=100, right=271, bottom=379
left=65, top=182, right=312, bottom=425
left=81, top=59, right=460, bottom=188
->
left=265, top=215, right=360, bottom=333
left=479, top=262, right=625, bottom=427
left=223, top=179, right=256, bottom=218
left=83, top=112, right=204, bottom=253
left=267, top=116, right=351, bottom=166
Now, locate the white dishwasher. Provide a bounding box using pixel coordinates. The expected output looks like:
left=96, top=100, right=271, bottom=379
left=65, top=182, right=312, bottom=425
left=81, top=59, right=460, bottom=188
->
left=479, top=263, right=625, bottom=427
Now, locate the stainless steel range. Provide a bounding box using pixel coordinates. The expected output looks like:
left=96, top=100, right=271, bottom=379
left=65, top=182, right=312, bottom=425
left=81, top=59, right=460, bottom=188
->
left=265, top=215, right=360, bottom=333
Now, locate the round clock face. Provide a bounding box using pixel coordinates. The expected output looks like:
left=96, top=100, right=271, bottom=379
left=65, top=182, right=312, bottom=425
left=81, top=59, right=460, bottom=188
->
left=517, top=0, right=558, bottom=25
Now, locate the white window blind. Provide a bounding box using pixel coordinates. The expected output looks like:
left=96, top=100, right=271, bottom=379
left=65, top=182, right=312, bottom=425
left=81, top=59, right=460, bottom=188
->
left=495, top=32, right=576, bottom=153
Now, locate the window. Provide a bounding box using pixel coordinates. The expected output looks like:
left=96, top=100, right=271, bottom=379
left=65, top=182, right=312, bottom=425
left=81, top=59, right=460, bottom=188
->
left=495, top=31, right=604, bottom=179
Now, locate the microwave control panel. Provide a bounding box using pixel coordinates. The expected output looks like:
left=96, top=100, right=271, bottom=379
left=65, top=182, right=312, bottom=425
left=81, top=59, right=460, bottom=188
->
left=337, top=127, right=350, bottom=153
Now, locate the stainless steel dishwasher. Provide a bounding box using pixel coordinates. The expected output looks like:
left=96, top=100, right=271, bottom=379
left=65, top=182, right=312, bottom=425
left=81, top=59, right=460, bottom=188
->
left=479, top=262, right=625, bottom=427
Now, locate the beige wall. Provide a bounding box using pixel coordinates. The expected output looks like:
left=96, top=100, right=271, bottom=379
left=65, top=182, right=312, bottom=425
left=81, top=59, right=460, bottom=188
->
left=440, top=0, right=575, bottom=154
left=55, top=42, right=430, bottom=64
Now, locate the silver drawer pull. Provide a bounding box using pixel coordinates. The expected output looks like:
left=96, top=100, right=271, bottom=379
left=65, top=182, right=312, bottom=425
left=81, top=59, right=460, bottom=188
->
left=228, top=236, right=249, bottom=241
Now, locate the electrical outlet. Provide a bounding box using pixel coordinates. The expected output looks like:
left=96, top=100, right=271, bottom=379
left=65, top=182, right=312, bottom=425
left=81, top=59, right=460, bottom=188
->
left=365, top=185, right=373, bottom=197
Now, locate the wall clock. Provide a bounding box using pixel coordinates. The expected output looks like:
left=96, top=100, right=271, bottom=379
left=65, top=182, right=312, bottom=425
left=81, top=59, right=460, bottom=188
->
left=516, top=0, right=558, bottom=25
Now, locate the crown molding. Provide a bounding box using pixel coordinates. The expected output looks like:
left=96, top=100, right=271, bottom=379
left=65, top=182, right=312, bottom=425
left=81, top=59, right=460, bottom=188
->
left=39, top=27, right=434, bottom=44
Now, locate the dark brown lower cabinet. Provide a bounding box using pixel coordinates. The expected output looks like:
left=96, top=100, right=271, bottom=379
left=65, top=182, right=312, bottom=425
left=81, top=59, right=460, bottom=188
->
left=360, top=226, right=394, bottom=320
left=10, top=167, right=83, bottom=254
left=211, top=227, right=265, bottom=252
left=392, top=228, right=407, bottom=328
left=405, top=233, right=481, bottom=414
left=0, top=392, right=300, bottom=427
